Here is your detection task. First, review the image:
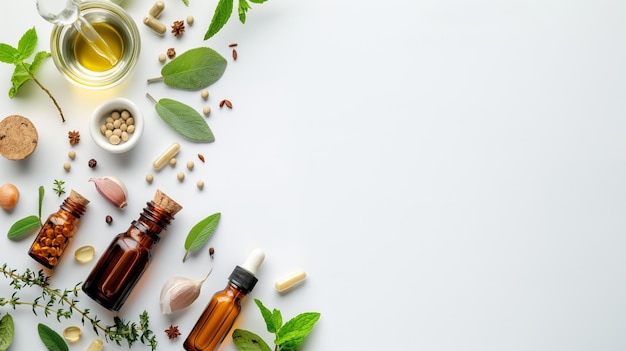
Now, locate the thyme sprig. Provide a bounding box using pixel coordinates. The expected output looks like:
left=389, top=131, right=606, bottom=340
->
left=0, top=264, right=157, bottom=350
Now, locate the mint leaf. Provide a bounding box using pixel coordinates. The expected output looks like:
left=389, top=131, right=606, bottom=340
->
left=238, top=0, right=251, bottom=23
left=254, top=299, right=282, bottom=333
left=7, top=215, right=41, bottom=240
left=9, top=51, right=50, bottom=98
left=16, top=27, right=37, bottom=61
left=275, top=312, right=320, bottom=348
left=0, top=44, right=18, bottom=64
left=37, top=323, right=68, bottom=351
left=204, top=0, right=233, bottom=40
left=0, top=314, right=14, bottom=351
left=232, top=329, right=272, bottom=351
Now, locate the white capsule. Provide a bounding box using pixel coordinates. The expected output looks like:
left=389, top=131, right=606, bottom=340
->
left=275, top=270, right=307, bottom=293
left=153, top=143, right=180, bottom=170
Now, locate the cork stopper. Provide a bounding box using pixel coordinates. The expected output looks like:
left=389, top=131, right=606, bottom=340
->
left=69, top=190, right=90, bottom=206
left=0, top=115, right=38, bottom=160
left=153, top=189, right=182, bottom=216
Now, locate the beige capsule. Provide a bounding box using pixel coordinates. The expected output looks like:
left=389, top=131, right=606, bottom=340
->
left=275, top=270, right=307, bottom=293
left=144, top=15, right=166, bottom=35
left=75, top=245, right=95, bottom=263
left=86, top=338, right=104, bottom=351
left=63, top=326, right=81, bottom=343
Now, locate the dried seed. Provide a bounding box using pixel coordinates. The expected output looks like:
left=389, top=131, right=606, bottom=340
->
left=186, top=15, right=194, bottom=25
left=228, top=43, right=238, bottom=47
left=232, top=49, right=237, bottom=60
left=197, top=154, right=205, bottom=163
left=146, top=173, right=154, bottom=184
left=68, top=150, right=76, bottom=160
left=177, top=172, right=185, bottom=182
left=219, top=100, right=225, bottom=108
left=196, top=180, right=204, bottom=189
left=105, top=215, right=113, bottom=224
left=186, top=161, right=194, bottom=170
left=224, top=99, right=233, bottom=109
left=202, top=106, right=211, bottom=116
left=167, top=48, right=176, bottom=59
left=158, top=53, right=167, bottom=63
left=88, top=159, right=97, bottom=168
left=63, top=162, right=71, bottom=172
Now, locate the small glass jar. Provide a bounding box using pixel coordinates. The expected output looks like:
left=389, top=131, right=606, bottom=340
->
left=50, top=1, right=140, bottom=89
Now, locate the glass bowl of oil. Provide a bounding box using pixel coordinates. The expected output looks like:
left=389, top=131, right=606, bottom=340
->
left=50, top=1, right=140, bottom=89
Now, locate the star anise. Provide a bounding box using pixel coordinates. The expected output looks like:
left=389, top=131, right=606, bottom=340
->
left=68, top=130, right=80, bottom=145
left=165, top=325, right=181, bottom=340
left=171, top=20, right=185, bottom=37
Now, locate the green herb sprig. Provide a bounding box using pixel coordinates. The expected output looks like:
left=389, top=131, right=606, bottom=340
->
left=7, top=185, right=44, bottom=240
left=184, top=0, right=269, bottom=40
left=183, top=212, right=221, bottom=262
left=0, top=265, right=157, bottom=350
left=52, top=180, right=65, bottom=197
left=0, top=27, right=65, bottom=122
left=232, top=299, right=320, bottom=351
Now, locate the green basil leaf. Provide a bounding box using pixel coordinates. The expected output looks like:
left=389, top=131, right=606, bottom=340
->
left=161, top=47, right=227, bottom=90
left=183, top=212, right=221, bottom=261
left=204, top=0, right=233, bottom=40
left=275, top=312, right=320, bottom=348
left=37, top=323, right=68, bottom=351
left=16, top=27, right=37, bottom=61
left=0, top=314, right=14, bottom=351
left=232, top=329, right=272, bottom=351
left=0, top=44, right=18, bottom=64
left=7, top=215, right=41, bottom=240
left=38, top=185, right=44, bottom=222
left=155, top=98, right=215, bottom=143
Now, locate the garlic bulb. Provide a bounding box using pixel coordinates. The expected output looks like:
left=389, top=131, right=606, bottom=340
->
left=160, top=248, right=215, bottom=314
left=89, top=176, right=128, bottom=208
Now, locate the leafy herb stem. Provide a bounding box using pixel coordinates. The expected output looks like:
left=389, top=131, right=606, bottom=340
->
left=0, top=264, right=157, bottom=350
left=20, top=61, right=64, bottom=122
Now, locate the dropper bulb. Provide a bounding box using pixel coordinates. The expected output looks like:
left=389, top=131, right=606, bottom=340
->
left=241, top=248, right=265, bottom=276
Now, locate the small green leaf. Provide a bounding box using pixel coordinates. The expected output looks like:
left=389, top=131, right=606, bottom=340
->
left=155, top=98, right=215, bottom=143
left=0, top=314, right=15, bottom=351
left=0, top=44, right=18, bottom=64
left=16, top=27, right=37, bottom=61
left=161, top=47, right=227, bottom=90
left=232, top=329, right=272, bottom=351
left=183, top=212, right=221, bottom=261
left=9, top=51, right=50, bottom=98
left=254, top=299, right=282, bottom=333
left=238, top=0, right=251, bottom=23
left=37, top=323, right=68, bottom=351
left=182, top=0, right=189, bottom=5
left=204, top=0, right=234, bottom=40
left=275, top=312, right=320, bottom=348
left=7, top=215, right=41, bottom=240
left=38, top=185, right=45, bottom=222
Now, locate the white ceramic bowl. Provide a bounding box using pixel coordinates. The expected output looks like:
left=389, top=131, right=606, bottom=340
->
left=89, top=98, right=144, bottom=153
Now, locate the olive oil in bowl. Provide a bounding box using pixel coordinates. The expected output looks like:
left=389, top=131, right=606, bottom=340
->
left=74, top=22, right=124, bottom=72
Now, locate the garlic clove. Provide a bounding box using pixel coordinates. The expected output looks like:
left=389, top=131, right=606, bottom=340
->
left=160, top=276, right=202, bottom=314
left=89, top=176, right=128, bottom=209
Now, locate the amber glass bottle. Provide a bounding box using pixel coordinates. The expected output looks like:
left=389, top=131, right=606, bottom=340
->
left=184, top=249, right=264, bottom=351
left=28, top=190, right=89, bottom=269
left=82, top=190, right=182, bottom=311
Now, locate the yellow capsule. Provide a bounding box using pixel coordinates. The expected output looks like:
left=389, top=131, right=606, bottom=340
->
left=153, top=143, right=180, bottom=170
left=74, top=245, right=95, bottom=264
left=86, top=338, right=104, bottom=351
left=275, top=270, right=307, bottom=293
left=63, top=326, right=81, bottom=343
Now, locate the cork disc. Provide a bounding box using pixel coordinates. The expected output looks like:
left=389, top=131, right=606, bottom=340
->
left=0, top=115, right=38, bottom=160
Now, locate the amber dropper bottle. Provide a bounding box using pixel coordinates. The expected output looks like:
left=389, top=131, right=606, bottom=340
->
left=28, top=190, right=90, bottom=269
left=184, top=248, right=265, bottom=351
left=82, top=189, right=182, bottom=311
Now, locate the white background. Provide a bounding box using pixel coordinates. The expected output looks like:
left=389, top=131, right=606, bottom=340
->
left=1, top=0, right=626, bottom=350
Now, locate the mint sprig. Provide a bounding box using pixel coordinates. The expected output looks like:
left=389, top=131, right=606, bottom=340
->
left=232, top=299, right=320, bottom=351
left=0, top=27, right=65, bottom=122
left=200, top=0, right=268, bottom=40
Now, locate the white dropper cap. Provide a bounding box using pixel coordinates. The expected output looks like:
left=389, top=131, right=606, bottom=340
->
left=240, top=248, right=265, bottom=275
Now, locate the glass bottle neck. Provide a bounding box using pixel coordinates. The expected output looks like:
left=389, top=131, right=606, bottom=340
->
left=130, top=201, right=174, bottom=242
left=59, top=197, right=87, bottom=218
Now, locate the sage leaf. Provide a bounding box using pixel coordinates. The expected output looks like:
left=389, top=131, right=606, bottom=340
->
left=255, top=299, right=282, bottom=333
left=205, top=0, right=233, bottom=40
left=232, top=329, right=272, bottom=351
left=154, top=97, right=215, bottom=143
left=7, top=215, right=41, bottom=240
left=275, top=312, right=321, bottom=348
left=183, top=212, right=221, bottom=262
left=37, top=323, right=68, bottom=351
left=0, top=314, right=14, bottom=351
left=160, top=47, right=227, bottom=90
left=38, top=185, right=44, bottom=222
